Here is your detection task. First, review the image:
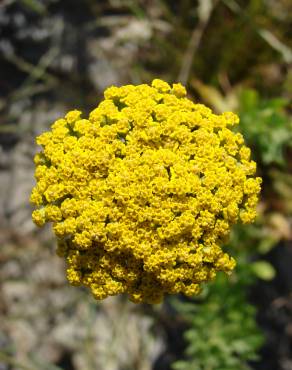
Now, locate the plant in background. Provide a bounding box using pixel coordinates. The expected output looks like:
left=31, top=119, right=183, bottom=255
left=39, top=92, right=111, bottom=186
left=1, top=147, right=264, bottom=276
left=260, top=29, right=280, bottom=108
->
left=171, top=254, right=264, bottom=370
left=239, top=89, right=292, bottom=166
left=30, top=79, right=261, bottom=304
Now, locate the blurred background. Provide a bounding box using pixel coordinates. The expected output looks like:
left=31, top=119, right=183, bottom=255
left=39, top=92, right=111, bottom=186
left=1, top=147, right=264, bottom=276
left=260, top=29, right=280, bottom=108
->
left=0, top=1, right=291, bottom=369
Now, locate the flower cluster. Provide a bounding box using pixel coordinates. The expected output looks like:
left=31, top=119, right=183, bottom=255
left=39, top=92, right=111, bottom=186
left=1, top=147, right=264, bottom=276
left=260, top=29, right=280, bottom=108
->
left=31, top=79, right=261, bottom=304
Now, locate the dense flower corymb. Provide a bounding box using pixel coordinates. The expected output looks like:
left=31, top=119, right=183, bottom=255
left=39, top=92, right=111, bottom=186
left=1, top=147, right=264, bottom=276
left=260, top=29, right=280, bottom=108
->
left=31, top=79, right=261, bottom=304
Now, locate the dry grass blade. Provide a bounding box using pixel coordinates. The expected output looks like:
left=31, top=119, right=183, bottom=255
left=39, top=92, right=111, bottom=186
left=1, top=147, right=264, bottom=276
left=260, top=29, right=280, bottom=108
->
left=178, top=0, right=220, bottom=85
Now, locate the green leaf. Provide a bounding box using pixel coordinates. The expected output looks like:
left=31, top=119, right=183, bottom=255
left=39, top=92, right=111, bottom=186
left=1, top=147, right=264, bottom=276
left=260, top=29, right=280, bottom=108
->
left=251, top=261, right=276, bottom=281
left=238, top=89, right=292, bottom=166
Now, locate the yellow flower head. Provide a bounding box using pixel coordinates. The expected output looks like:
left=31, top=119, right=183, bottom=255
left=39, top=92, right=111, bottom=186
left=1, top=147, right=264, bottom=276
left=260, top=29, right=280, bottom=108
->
left=31, top=79, right=261, bottom=304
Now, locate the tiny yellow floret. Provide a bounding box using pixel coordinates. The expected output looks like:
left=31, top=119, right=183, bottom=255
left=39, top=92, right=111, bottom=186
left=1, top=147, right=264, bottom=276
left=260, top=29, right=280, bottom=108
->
left=31, top=79, right=261, bottom=304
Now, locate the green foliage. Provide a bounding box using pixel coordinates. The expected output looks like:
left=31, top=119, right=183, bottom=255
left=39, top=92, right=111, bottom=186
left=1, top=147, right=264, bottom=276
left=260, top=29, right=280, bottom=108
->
left=171, top=257, right=264, bottom=370
left=238, top=89, right=292, bottom=166
left=250, top=261, right=276, bottom=281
